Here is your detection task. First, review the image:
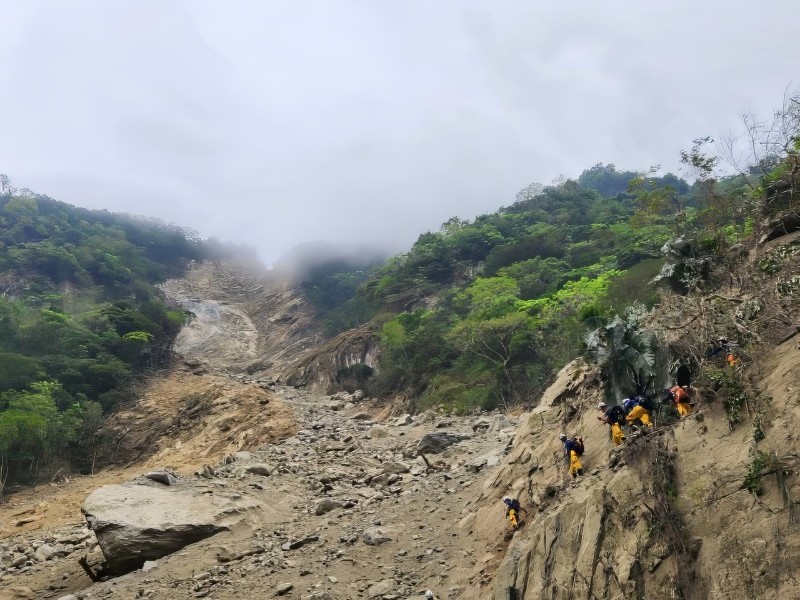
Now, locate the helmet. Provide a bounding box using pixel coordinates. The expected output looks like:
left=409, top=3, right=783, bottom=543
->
left=502, top=496, right=510, bottom=502
left=597, top=402, right=607, bottom=409
left=425, top=591, right=434, bottom=599
left=558, top=433, right=567, bottom=440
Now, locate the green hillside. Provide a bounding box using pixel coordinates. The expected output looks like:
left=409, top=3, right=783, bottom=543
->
left=0, top=178, right=232, bottom=489
left=305, top=153, right=767, bottom=412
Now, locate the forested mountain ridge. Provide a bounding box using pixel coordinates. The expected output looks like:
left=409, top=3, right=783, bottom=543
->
left=0, top=176, right=235, bottom=491
left=297, top=163, right=734, bottom=411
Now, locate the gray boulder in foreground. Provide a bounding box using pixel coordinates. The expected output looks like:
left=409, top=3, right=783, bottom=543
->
left=82, top=480, right=259, bottom=574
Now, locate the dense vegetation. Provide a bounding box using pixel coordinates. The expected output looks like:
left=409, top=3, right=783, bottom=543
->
left=304, top=142, right=782, bottom=413
left=299, top=165, right=690, bottom=410
left=0, top=177, right=230, bottom=493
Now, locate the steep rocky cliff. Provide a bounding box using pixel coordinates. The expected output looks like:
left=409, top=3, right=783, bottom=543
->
left=462, top=346, right=800, bottom=599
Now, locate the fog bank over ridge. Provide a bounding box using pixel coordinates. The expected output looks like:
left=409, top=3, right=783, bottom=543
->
left=0, top=1, right=797, bottom=263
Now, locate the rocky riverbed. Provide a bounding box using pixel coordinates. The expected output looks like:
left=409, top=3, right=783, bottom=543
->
left=0, top=383, right=520, bottom=600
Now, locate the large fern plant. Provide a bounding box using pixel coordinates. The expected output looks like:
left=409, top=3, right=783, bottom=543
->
left=585, top=304, right=664, bottom=403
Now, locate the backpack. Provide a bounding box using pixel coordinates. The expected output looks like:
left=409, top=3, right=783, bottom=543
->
left=672, top=386, right=690, bottom=404
left=572, top=438, right=584, bottom=456
left=638, top=395, right=656, bottom=411
left=607, top=405, right=626, bottom=424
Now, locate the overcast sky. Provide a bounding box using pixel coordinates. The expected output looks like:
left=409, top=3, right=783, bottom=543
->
left=0, top=1, right=797, bottom=265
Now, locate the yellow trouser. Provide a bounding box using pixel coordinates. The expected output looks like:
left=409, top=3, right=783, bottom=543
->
left=507, top=508, right=518, bottom=528
left=676, top=401, right=692, bottom=417
left=569, top=450, right=582, bottom=476
left=611, top=422, right=625, bottom=446
left=626, top=405, right=653, bottom=428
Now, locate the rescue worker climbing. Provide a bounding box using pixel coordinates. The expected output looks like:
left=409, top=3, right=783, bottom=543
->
left=709, top=337, right=740, bottom=369
left=559, top=433, right=584, bottom=478
left=596, top=401, right=626, bottom=445
left=501, top=496, right=527, bottom=529
left=664, top=385, right=692, bottom=417
left=623, top=396, right=653, bottom=429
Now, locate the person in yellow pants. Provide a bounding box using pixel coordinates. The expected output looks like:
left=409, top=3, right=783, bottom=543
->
left=559, top=433, right=584, bottom=478
left=623, top=397, right=653, bottom=428
left=664, top=386, right=692, bottom=417
left=502, top=496, right=527, bottom=529
left=610, top=422, right=624, bottom=445
left=597, top=402, right=627, bottom=446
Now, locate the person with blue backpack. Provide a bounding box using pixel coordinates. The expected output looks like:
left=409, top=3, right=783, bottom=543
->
left=501, top=496, right=527, bottom=528
left=559, top=433, right=585, bottom=478
left=623, top=395, right=653, bottom=428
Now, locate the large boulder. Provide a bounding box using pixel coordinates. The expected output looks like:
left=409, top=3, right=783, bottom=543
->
left=366, top=579, right=396, bottom=598
left=315, top=498, right=343, bottom=515
left=82, top=480, right=259, bottom=574
left=362, top=527, right=392, bottom=546
left=416, top=431, right=471, bottom=454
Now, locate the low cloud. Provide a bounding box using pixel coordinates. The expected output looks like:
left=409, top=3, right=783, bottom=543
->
left=0, top=1, right=797, bottom=265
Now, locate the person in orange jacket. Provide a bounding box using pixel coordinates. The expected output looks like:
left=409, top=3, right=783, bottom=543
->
left=664, top=386, right=692, bottom=417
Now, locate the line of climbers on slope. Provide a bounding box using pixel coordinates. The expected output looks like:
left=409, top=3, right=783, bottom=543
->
left=501, top=387, right=688, bottom=529
left=501, top=432, right=584, bottom=529
left=500, top=384, right=693, bottom=529
left=500, top=338, right=745, bottom=530
left=595, top=381, right=694, bottom=447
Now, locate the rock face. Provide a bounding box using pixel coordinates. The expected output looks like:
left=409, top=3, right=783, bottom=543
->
left=82, top=479, right=260, bottom=574
left=461, top=353, right=800, bottom=600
